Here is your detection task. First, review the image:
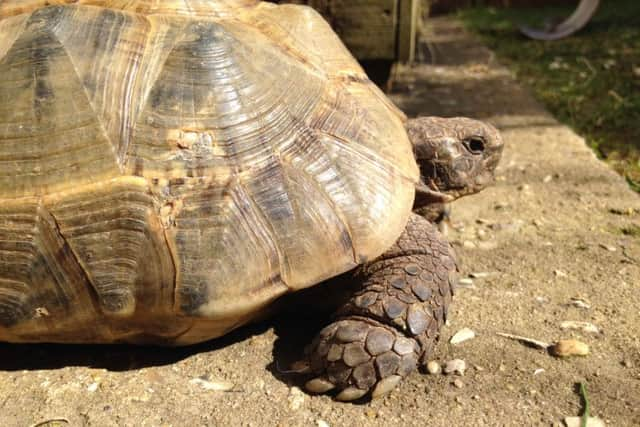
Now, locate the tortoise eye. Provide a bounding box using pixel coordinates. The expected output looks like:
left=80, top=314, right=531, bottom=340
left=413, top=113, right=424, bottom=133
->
left=463, top=137, right=485, bottom=155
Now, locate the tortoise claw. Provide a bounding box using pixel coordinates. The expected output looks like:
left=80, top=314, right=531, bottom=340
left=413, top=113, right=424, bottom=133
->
left=371, top=375, right=403, bottom=399
left=289, top=360, right=311, bottom=374
left=305, top=377, right=335, bottom=394
left=336, top=386, right=367, bottom=401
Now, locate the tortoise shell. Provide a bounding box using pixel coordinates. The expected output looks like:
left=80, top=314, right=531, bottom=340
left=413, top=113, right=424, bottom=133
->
left=0, top=0, right=418, bottom=344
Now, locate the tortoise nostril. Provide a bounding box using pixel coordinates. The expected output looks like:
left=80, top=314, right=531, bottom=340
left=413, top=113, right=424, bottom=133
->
left=464, top=137, right=485, bottom=154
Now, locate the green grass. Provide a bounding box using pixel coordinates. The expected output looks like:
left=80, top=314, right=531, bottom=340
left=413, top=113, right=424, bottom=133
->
left=458, top=1, right=640, bottom=189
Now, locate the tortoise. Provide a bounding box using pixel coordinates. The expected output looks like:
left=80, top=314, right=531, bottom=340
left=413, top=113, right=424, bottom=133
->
left=0, top=0, right=503, bottom=400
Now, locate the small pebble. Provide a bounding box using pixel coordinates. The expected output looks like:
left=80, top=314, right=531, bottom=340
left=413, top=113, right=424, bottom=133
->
left=476, top=229, right=489, bottom=240
left=551, top=340, right=590, bottom=357
left=564, top=416, right=605, bottom=427
left=533, top=368, right=545, bottom=375
left=463, top=240, right=476, bottom=249
left=444, top=359, right=467, bottom=376
left=426, top=361, right=441, bottom=375
left=288, top=386, right=306, bottom=410
left=477, top=241, right=498, bottom=250
left=189, top=377, right=235, bottom=392
left=453, top=379, right=464, bottom=388
left=450, top=328, right=476, bottom=345
left=517, top=184, right=530, bottom=191
left=469, top=272, right=491, bottom=278
left=568, top=298, right=591, bottom=309
left=560, top=321, right=600, bottom=334
left=542, top=175, right=553, bottom=183
left=478, top=241, right=498, bottom=251
left=317, top=420, right=330, bottom=427
left=34, top=307, right=50, bottom=317
left=554, top=270, right=568, bottom=278
left=489, top=220, right=524, bottom=233
left=599, top=243, right=617, bottom=252
left=457, top=278, right=474, bottom=288
left=87, top=382, right=99, bottom=393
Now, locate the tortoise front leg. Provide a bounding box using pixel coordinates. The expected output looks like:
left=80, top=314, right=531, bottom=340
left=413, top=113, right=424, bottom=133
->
left=304, top=213, right=456, bottom=400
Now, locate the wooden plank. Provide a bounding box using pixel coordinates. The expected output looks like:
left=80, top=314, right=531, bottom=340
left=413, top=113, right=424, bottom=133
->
left=327, top=0, right=398, bottom=60
left=397, top=0, right=420, bottom=62
left=281, top=0, right=399, bottom=60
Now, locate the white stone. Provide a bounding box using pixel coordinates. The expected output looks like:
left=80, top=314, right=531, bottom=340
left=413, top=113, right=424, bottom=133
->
left=450, top=328, right=476, bottom=345
left=444, top=359, right=467, bottom=376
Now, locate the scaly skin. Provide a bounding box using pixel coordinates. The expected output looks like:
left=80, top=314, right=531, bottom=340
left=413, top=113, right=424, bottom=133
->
left=305, top=213, right=456, bottom=400
left=408, top=117, right=504, bottom=226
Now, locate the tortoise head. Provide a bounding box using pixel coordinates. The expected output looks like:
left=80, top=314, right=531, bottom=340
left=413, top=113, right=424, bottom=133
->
left=406, top=117, right=503, bottom=209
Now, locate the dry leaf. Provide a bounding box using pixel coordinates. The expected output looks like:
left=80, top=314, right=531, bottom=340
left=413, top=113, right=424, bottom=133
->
left=496, top=332, right=550, bottom=349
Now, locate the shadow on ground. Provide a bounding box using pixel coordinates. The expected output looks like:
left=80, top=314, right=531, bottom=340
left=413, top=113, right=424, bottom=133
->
left=0, top=321, right=271, bottom=372
left=266, top=313, right=324, bottom=388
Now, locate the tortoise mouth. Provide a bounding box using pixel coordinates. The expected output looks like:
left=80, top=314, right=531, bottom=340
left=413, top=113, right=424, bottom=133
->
left=416, top=156, right=497, bottom=202
left=414, top=180, right=455, bottom=206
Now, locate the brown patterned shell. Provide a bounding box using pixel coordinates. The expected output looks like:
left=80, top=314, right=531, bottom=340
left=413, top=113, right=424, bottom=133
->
left=0, top=0, right=419, bottom=344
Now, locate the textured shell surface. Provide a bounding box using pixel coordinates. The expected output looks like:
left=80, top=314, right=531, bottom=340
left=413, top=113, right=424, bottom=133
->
left=0, top=0, right=419, bottom=344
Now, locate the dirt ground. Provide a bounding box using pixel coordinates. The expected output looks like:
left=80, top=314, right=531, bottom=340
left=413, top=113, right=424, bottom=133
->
left=2, top=16, right=639, bottom=427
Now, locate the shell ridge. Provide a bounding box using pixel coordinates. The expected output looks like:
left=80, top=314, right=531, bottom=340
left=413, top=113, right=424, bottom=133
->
left=275, top=117, right=359, bottom=266
left=44, top=206, right=113, bottom=317
left=38, top=204, right=102, bottom=312
left=158, top=203, right=180, bottom=317
left=232, top=178, right=289, bottom=290
left=236, top=9, right=328, bottom=79
left=0, top=7, right=122, bottom=198
left=43, top=179, right=168, bottom=320
left=34, top=204, right=111, bottom=340
left=169, top=178, right=289, bottom=318
left=114, top=13, right=146, bottom=164
left=282, top=157, right=358, bottom=266
left=125, top=17, right=187, bottom=167
left=317, top=128, right=417, bottom=185
left=0, top=14, right=29, bottom=63
left=49, top=13, right=123, bottom=173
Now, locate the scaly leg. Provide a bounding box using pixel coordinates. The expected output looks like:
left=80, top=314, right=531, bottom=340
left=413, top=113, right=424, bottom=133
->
left=304, top=213, right=456, bottom=400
